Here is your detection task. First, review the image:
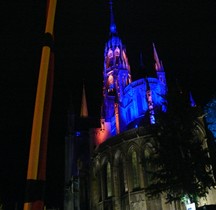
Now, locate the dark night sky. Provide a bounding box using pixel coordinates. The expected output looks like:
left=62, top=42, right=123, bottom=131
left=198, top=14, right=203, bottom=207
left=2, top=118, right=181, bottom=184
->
left=0, top=0, right=216, bottom=209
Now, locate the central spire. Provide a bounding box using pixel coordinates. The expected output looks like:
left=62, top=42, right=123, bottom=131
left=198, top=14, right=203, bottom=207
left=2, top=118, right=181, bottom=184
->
left=109, top=0, right=117, bottom=35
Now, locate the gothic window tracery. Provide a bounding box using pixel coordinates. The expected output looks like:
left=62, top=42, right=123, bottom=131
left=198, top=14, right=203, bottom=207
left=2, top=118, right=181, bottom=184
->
left=107, top=73, right=114, bottom=93
left=118, top=156, right=128, bottom=195
left=114, top=47, right=120, bottom=65
left=106, top=49, right=114, bottom=69
left=131, top=150, right=139, bottom=189
left=102, top=160, right=112, bottom=198
left=106, top=162, right=112, bottom=197
left=143, top=143, right=157, bottom=187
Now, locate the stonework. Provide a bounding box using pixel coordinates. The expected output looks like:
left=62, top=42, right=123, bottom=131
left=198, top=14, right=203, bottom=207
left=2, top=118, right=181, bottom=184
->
left=64, top=1, right=216, bottom=210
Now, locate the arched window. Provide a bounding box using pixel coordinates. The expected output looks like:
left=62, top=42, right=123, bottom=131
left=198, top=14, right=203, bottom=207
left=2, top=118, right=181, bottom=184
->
left=102, top=161, right=112, bottom=198
left=107, top=74, right=114, bottom=92
left=106, top=162, right=112, bottom=197
left=119, top=158, right=128, bottom=195
left=106, top=49, right=114, bottom=68
left=131, top=151, right=139, bottom=189
left=144, top=147, right=152, bottom=186
left=114, top=47, right=120, bottom=65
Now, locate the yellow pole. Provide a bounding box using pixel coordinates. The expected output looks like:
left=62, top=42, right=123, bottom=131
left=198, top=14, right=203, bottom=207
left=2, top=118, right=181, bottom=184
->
left=24, top=1, right=57, bottom=209
left=27, top=46, right=51, bottom=179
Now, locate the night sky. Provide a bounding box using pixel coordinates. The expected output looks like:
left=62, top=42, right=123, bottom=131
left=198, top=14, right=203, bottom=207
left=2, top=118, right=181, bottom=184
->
left=1, top=0, right=216, bottom=209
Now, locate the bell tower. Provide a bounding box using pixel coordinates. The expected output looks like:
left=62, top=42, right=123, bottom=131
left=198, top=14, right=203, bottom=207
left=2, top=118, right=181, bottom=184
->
left=103, top=1, right=131, bottom=98
left=103, top=0, right=131, bottom=134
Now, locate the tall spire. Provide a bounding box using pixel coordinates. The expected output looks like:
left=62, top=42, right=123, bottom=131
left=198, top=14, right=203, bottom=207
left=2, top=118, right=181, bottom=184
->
left=109, top=0, right=117, bottom=35
left=80, top=83, right=88, bottom=118
left=153, top=43, right=167, bottom=87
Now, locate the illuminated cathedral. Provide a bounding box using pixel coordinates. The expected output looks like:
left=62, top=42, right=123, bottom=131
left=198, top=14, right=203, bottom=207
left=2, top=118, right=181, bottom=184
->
left=64, top=1, right=216, bottom=210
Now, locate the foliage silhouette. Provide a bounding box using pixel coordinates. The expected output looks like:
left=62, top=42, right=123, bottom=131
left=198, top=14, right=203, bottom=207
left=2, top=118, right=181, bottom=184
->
left=145, top=90, right=216, bottom=206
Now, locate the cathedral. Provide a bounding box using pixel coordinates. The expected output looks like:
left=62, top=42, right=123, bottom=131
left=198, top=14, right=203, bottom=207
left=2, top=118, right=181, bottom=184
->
left=64, top=1, right=216, bottom=210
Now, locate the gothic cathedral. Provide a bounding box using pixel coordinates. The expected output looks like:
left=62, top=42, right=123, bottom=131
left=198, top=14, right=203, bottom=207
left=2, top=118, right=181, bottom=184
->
left=64, top=1, right=216, bottom=210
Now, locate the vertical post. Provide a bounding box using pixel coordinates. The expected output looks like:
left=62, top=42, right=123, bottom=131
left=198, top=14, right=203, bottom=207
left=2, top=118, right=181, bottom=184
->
left=24, top=1, right=57, bottom=210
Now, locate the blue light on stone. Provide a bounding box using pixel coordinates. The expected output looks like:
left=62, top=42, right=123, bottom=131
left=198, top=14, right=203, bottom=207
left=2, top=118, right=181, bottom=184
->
left=75, top=131, right=81, bottom=137
left=204, top=97, right=216, bottom=140
left=110, top=24, right=117, bottom=34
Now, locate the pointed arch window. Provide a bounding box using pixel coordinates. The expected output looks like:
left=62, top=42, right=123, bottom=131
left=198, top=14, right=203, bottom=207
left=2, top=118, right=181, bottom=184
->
left=143, top=146, right=155, bottom=187
left=104, top=161, right=112, bottom=198
left=114, top=47, right=120, bottom=65
left=107, top=74, right=114, bottom=92
left=119, top=158, right=128, bottom=194
left=131, top=151, right=139, bottom=189
left=106, top=49, right=114, bottom=68
left=107, top=162, right=112, bottom=197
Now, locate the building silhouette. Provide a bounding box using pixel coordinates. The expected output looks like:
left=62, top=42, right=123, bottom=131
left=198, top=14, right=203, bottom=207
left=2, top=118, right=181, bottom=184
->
left=64, top=1, right=216, bottom=210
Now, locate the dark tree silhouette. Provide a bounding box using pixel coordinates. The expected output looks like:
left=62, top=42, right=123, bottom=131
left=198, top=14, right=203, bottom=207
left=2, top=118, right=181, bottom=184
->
left=145, top=90, right=216, bottom=206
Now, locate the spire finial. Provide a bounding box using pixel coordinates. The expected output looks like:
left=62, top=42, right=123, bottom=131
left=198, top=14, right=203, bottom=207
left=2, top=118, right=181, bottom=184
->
left=109, top=0, right=117, bottom=35
left=153, top=42, right=161, bottom=71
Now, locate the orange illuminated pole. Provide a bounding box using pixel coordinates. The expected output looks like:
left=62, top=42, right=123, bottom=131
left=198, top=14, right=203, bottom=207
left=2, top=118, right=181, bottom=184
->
left=24, top=0, right=57, bottom=210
